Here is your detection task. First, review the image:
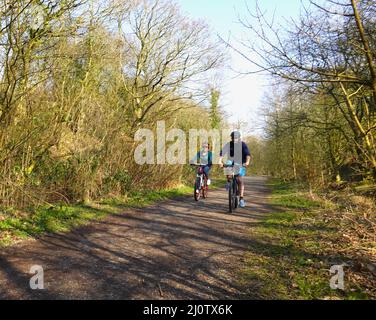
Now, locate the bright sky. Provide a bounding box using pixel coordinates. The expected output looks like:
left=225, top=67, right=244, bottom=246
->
left=177, top=0, right=307, bottom=136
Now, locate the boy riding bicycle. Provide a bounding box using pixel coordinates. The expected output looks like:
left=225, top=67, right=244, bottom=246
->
left=190, top=142, right=213, bottom=186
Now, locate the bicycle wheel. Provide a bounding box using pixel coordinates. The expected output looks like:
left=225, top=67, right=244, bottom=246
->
left=228, top=180, right=233, bottom=213
left=194, top=178, right=201, bottom=201
left=202, top=177, right=208, bottom=199
left=232, top=179, right=238, bottom=210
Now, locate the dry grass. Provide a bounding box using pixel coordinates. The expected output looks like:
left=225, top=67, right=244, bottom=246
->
left=241, top=180, right=376, bottom=300
left=318, top=187, right=376, bottom=298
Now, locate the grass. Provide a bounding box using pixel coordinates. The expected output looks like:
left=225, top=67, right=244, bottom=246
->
left=0, top=185, right=194, bottom=246
left=240, top=178, right=373, bottom=300
left=0, top=176, right=226, bottom=247
left=0, top=205, right=109, bottom=246
left=100, top=185, right=193, bottom=208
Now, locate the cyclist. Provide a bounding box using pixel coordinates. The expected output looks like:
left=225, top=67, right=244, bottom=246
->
left=190, top=142, right=213, bottom=186
left=219, top=131, right=251, bottom=208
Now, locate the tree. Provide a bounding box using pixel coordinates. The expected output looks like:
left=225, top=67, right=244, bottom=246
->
left=0, top=0, right=227, bottom=208
left=209, top=87, right=221, bottom=129
left=115, top=0, right=224, bottom=131
left=234, top=0, right=376, bottom=180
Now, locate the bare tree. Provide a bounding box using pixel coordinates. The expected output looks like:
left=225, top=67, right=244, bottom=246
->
left=116, top=0, right=224, bottom=130
left=234, top=0, right=376, bottom=178
left=0, top=0, right=85, bottom=154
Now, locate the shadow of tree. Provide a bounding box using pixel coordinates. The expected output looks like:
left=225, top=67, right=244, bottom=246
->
left=0, top=177, right=351, bottom=300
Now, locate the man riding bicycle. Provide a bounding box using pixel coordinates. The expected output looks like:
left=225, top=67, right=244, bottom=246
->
left=190, top=142, right=213, bottom=186
left=219, top=131, right=251, bottom=208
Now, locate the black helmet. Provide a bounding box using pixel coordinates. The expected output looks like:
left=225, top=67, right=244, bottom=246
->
left=231, top=131, right=241, bottom=139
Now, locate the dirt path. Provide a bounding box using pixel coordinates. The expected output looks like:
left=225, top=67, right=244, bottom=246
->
left=0, top=176, right=271, bottom=299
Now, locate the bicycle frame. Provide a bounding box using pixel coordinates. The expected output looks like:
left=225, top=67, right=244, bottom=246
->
left=223, top=164, right=243, bottom=213
left=191, top=164, right=208, bottom=201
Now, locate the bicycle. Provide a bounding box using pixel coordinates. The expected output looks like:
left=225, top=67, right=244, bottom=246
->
left=223, top=163, right=244, bottom=213
left=190, top=164, right=209, bottom=201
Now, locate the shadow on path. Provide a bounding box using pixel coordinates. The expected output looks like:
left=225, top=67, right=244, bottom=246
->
left=0, top=176, right=280, bottom=299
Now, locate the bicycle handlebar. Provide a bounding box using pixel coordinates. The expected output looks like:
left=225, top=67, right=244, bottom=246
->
left=223, top=163, right=244, bottom=168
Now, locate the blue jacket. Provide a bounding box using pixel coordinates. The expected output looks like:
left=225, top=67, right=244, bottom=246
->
left=191, top=151, right=213, bottom=167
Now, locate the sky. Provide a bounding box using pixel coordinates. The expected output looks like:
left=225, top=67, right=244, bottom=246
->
left=177, top=0, right=308, bottom=136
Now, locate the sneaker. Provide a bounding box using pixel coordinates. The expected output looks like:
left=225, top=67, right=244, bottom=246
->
left=207, top=179, right=211, bottom=186
left=239, top=199, right=246, bottom=208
